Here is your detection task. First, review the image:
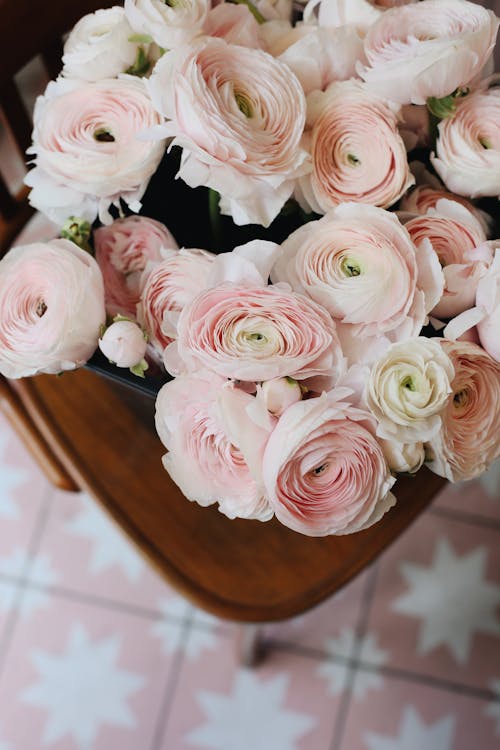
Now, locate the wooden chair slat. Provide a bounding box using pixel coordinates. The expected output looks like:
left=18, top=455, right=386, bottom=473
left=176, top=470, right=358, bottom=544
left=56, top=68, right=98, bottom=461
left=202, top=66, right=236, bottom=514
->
left=0, top=79, right=33, bottom=159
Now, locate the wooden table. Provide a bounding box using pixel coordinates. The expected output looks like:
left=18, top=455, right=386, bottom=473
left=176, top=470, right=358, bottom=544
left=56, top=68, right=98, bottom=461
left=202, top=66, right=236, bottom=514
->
left=7, top=368, right=446, bottom=623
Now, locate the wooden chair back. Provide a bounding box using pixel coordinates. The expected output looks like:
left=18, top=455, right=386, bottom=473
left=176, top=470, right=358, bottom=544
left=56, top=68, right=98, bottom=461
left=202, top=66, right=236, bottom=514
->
left=0, top=0, right=115, bottom=254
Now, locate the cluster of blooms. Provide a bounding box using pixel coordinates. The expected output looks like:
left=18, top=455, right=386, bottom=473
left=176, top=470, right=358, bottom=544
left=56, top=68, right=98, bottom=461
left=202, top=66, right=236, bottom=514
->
left=0, top=0, right=499, bottom=536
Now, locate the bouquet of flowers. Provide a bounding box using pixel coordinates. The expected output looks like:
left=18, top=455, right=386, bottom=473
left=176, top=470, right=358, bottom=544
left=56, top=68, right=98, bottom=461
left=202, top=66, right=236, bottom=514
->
left=0, top=0, right=499, bottom=536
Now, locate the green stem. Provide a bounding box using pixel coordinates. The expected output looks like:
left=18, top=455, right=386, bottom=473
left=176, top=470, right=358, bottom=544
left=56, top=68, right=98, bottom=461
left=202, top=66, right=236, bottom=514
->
left=227, top=0, right=267, bottom=24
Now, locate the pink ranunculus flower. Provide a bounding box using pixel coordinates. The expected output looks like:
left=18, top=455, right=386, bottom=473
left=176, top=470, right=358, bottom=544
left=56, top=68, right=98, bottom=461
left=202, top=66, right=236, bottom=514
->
left=137, top=247, right=215, bottom=356
left=124, top=0, right=209, bottom=49
left=0, top=240, right=105, bottom=378
left=296, top=80, right=413, bottom=213
left=444, top=245, right=500, bottom=362
left=155, top=372, right=274, bottom=521
left=94, top=215, right=178, bottom=319
left=147, top=37, right=309, bottom=227
left=261, top=22, right=365, bottom=96
left=431, top=83, right=500, bottom=198
left=203, top=4, right=261, bottom=48
left=303, top=0, right=417, bottom=33
left=358, top=0, right=499, bottom=105
left=403, top=199, right=490, bottom=318
left=272, top=203, right=443, bottom=365
left=165, top=283, right=345, bottom=384
left=262, top=389, right=396, bottom=536
left=426, top=340, right=500, bottom=482
left=400, top=183, right=491, bottom=235
left=99, top=319, right=147, bottom=368
left=61, top=7, right=138, bottom=82
left=25, top=76, right=166, bottom=225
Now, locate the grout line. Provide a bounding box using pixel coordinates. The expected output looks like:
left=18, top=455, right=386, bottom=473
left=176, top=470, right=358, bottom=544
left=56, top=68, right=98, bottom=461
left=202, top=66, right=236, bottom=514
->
left=428, top=505, right=500, bottom=532
left=150, top=613, right=193, bottom=750
left=267, top=640, right=498, bottom=704
left=329, top=564, right=379, bottom=750
left=0, top=484, right=54, bottom=678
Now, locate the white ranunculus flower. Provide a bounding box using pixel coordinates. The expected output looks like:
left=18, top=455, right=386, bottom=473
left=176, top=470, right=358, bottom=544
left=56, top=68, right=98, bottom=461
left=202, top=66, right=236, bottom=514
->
left=379, top=438, right=425, bottom=474
left=62, top=7, right=139, bottom=82
left=367, top=337, right=455, bottom=443
left=124, top=0, right=209, bottom=49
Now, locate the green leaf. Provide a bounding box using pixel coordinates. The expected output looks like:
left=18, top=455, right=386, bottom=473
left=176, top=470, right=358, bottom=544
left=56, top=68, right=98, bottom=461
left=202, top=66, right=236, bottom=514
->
left=130, top=359, right=149, bottom=378
left=126, top=46, right=151, bottom=77
left=60, top=216, right=92, bottom=254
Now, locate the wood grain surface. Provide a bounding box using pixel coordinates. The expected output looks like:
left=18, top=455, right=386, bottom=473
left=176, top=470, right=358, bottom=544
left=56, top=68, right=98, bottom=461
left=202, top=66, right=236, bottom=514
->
left=13, top=369, right=446, bottom=623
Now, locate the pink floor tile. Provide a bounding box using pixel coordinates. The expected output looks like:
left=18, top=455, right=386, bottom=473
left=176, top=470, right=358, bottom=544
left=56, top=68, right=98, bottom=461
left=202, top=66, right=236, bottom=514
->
left=161, top=628, right=346, bottom=750
left=433, top=462, right=500, bottom=522
left=0, top=590, right=181, bottom=750
left=365, top=511, right=500, bottom=692
left=263, top=569, right=370, bottom=655
left=341, top=673, right=499, bottom=750
left=33, top=487, right=185, bottom=614
left=0, top=413, right=51, bottom=577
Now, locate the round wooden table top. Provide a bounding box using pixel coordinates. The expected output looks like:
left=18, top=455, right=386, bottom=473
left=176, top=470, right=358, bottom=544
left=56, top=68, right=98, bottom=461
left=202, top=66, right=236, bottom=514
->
left=14, top=368, right=446, bottom=623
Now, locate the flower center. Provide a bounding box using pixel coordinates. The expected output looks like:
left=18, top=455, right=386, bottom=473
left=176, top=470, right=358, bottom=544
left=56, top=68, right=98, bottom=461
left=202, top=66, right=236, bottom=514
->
left=341, top=256, right=361, bottom=277
left=453, top=389, right=468, bottom=408
left=94, top=128, right=115, bottom=142
left=479, top=137, right=491, bottom=149
left=401, top=375, right=416, bottom=392
left=235, top=91, right=253, bottom=118
left=311, top=462, right=329, bottom=476
left=36, top=300, right=47, bottom=317
left=347, top=153, right=361, bottom=166
left=244, top=332, right=266, bottom=343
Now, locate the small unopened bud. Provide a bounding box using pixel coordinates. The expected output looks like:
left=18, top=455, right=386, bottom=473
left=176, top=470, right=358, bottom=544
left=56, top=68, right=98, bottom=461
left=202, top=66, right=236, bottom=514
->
left=99, top=319, right=148, bottom=376
left=260, top=376, right=302, bottom=416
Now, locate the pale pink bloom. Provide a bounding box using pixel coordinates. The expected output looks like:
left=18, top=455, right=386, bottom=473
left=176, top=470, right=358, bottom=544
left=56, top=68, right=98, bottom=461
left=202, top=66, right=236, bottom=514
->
left=25, top=76, right=165, bottom=225
left=147, top=37, right=308, bottom=227
left=366, top=337, right=455, bottom=442
left=99, top=320, right=147, bottom=367
left=137, top=247, right=215, bottom=355
left=262, top=389, right=396, bottom=536
left=431, top=83, right=500, bottom=198
left=62, top=7, right=138, bottom=82
left=262, top=22, right=364, bottom=95
left=165, top=283, right=345, bottom=384
left=255, top=0, right=292, bottom=21
left=155, top=373, right=273, bottom=520
left=403, top=199, right=490, bottom=318
left=124, top=0, right=209, bottom=49
left=379, top=438, right=425, bottom=474
left=358, top=0, right=499, bottom=104
left=272, top=203, right=443, bottom=365
left=296, top=81, right=413, bottom=213
left=94, top=215, right=178, bottom=319
left=204, top=4, right=261, bottom=48
left=426, top=340, right=500, bottom=482
left=303, top=0, right=417, bottom=33
left=259, top=377, right=302, bottom=416
left=400, top=183, right=491, bottom=234
left=444, top=245, right=500, bottom=362
left=0, top=240, right=105, bottom=378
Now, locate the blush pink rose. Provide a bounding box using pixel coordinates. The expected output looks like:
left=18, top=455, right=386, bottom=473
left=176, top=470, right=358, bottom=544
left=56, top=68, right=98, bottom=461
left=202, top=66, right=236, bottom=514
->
left=155, top=372, right=273, bottom=520
left=165, top=283, right=345, bottom=384
left=262, top=389, right=396, bottom=536
left=0, top=240, right=105, bottom=378
left=25, top=76, right=166, bottom=225
left=272, top=203, right=443, bottom=365
left=431, top=83, right=500, bottom=198
left=403, top=200, right=490, bottom=318
left=94, top=215, right=178, bottom=319
left=303, top=0, right=417, bottom=33
left=137, top=247, right=215, bottom=355
left=358, top=0, right=499, bottom=104
left=426, top=340, right=500, bottom=482
left=147, top=37, right=308, bottom=227
left=297, top=81, right=413, bottom=213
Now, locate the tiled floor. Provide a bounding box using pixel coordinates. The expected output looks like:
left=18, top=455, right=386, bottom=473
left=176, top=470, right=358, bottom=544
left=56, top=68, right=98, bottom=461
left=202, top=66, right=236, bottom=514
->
left=0, top=412, right=499, bottom=750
